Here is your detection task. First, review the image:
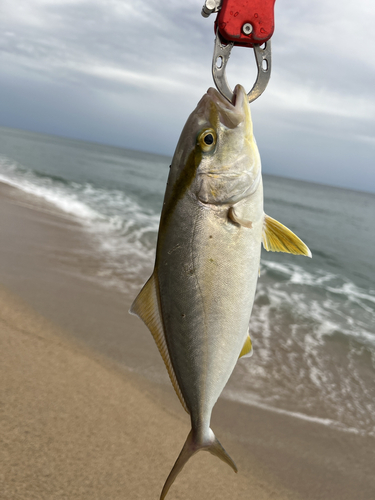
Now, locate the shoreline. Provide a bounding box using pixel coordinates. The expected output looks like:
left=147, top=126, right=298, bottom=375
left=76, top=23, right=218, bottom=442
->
left=1, top=181, right=375, bottom=499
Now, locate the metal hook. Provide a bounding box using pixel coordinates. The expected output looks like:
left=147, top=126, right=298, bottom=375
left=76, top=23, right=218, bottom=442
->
left=212, top=30, right=272, bottom=103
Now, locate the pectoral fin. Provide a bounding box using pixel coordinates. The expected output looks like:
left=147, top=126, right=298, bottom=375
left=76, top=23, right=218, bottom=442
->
left=262, top=214, right=312, bottom=257
left=228, top=206, right=253, bottom=228
left=130, top=273, right=188, bottom=413
left=239, top=334, right=253, bottom=359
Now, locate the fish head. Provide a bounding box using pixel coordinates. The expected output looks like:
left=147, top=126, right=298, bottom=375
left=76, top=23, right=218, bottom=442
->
left=170, top=84, right=261, bottom=206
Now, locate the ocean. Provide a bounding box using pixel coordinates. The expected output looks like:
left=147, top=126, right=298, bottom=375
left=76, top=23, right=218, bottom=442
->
left=0, top=125, right=374, bottom=437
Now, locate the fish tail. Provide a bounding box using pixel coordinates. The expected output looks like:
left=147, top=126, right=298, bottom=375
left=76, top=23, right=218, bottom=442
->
left=160, top=427, right=237, bottom=500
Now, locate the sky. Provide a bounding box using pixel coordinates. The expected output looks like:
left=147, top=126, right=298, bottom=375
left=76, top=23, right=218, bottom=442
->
left=0, top=0, right=374, bottom=192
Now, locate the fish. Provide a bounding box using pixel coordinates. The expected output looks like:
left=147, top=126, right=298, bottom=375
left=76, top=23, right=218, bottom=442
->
left=130, top=84, right=311, bottom=499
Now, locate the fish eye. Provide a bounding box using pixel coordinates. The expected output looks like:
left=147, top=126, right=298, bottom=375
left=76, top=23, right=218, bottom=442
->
left=198, top=128, right=216, bottom=152
left=204, top=134, right=214, bottom=145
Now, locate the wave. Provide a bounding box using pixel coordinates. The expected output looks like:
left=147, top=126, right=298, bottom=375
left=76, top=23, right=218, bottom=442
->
left=222, top=389, right=372, bottom=436
left=0, top=155, right=159, bottom=292
left=0, top=157, right=99, bottom=220
left=260, top=260, right=375, bottom=346
left=230, top=259, right=375, bottom=437
left=1, top=154, right=373, bottom=334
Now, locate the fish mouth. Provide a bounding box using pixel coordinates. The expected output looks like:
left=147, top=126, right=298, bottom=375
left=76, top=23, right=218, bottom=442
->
left=202, top=84, right=248, bottom=129
left=207, top=84, right=246, bottom=108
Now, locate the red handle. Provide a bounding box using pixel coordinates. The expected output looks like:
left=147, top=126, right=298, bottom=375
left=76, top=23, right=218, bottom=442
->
left=215, top=0, right=276, bottom=47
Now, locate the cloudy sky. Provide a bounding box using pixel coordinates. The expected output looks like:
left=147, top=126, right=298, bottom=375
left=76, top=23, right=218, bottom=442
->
left=0, top=0, right=374, bottom=192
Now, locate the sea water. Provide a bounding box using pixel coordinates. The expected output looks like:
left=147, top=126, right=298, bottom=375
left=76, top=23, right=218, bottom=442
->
left=0, top=126, right=374, bottom=436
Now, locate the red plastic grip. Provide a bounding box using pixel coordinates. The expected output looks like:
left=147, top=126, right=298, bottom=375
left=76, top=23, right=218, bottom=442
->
left=215, top=0, right=276, bottom=47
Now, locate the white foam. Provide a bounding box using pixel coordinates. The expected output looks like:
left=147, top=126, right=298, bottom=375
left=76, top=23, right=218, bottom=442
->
left=327, top=282, right=375, bottom=306
left=260, top=259, right=375, bottom=346
left=0, top=158, right=100, bottom=220
left=0, top=156, right=159, bottom=292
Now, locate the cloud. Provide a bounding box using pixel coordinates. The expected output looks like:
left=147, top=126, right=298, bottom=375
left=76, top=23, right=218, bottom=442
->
left=0, top=0, right=374, bottom=192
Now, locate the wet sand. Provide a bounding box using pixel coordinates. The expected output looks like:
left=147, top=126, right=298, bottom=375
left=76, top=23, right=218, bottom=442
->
left=0, top=181, right=374, bottom=499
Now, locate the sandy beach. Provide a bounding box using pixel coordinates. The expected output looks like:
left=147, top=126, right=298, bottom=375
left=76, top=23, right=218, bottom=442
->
left=1, top=181, right=374, bottom=499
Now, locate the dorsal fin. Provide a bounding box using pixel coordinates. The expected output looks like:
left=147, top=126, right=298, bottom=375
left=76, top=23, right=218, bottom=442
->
left=239, top=334, right=253, bottom=359
left=262, top=214, right=312, bottom=257
left=130, top=273, right=189, bottom=413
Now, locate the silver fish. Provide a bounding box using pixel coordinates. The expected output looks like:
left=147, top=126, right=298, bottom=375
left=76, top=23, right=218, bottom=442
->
left=131, top=84, right=311, bottom=499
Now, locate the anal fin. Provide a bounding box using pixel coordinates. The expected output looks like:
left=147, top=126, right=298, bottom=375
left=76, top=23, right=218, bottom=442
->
left=130, top=274, right=188, bottom=413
